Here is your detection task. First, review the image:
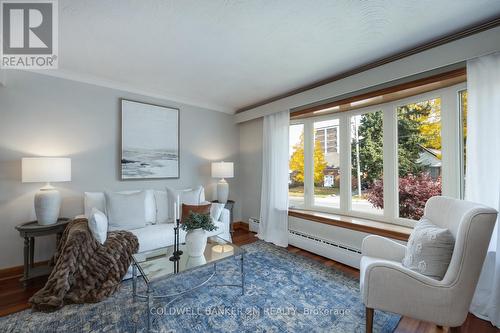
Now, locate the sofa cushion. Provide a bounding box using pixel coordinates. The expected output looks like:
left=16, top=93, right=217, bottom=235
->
left=129, top=220, right=224, bottom=253
left=129, top=223, right=176, bottom=253
left=106, top=191, right=147, bottom=231
left=402, top=217, right=455, bottom=280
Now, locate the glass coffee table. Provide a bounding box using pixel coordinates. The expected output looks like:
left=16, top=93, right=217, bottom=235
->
left=131, top=235, right=245, bottom=332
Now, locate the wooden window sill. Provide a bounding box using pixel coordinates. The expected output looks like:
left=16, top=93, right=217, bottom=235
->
left=288, top=209, right=412, bottom=241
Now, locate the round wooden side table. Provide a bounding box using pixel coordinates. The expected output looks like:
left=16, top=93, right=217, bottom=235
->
left=15, top=218, right=71, bottom=287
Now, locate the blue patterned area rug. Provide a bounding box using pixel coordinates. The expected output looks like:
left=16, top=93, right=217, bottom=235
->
left=0, top=241, right=400, bottom=332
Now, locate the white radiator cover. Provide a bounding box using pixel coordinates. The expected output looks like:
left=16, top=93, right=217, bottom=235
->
left=248, top=217, right=259, bottom=233
left=289, top=230, right=362, bottom=268
left=288, top=216, right=373, bottom=269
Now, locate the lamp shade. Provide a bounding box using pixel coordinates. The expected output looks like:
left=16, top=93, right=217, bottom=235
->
left=22, top=157, right=71, bottom=183
left=211, top=161, right=233, bottom=179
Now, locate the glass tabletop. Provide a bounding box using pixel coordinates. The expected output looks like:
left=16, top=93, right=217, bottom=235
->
left=132, top=235, right=244, bottom=284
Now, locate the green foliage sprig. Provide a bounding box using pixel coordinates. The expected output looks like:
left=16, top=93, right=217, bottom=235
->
left=181, top=212, right=218, bottom=232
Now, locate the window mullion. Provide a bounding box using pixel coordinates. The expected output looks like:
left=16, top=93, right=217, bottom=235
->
left=303, top=119, right=314, bottom=209
left=441, top=89, right=460, bottom=198
left=383, top=104, right=397, bottom=221
left=339, top=113, right=350, bottom=213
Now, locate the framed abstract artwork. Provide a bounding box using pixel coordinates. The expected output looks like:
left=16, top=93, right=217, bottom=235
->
left=121, top=99, right=180, bottom=179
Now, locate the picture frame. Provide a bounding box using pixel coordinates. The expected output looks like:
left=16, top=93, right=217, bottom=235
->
left=121, top=99, right=180, bottom=179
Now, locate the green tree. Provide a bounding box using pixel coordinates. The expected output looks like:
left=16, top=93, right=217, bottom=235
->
left=353, top=100, right=439, bottom=187
left=352, top=111, right=384, bottom=187
left=289, top=133, right=328, bottom=185
left=397, top=101, right=434, bottom=176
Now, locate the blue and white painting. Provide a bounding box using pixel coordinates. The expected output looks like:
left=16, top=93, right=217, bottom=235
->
left=121, top=99, right=179, bottom=179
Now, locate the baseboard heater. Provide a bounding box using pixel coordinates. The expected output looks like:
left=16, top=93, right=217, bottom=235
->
left=288, top=230, right=362, bottom=268
left=248, top=217, right=259, bottom=233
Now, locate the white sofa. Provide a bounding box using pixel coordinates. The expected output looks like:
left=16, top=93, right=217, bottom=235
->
left=83, top=189, right=232, bottom=254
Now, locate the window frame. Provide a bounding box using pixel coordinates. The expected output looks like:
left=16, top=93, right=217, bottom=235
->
left=458, top=89, right=467, bottom=199
left=289, top=82, right=466, bottom=227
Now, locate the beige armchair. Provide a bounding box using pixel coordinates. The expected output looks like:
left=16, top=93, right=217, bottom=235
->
left=360, top=196, right=497, bottom=333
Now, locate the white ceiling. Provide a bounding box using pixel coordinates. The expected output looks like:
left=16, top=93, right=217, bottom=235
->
left=52, top=0, right=500, bottom=113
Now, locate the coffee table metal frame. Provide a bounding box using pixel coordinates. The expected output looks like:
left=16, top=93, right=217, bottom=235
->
left=131, top=239, right=245, bottom=332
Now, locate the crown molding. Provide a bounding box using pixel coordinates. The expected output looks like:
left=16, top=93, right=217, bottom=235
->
left=25, top=69, right=235, bottom=114
left=236, top=15, right=500, bottom=114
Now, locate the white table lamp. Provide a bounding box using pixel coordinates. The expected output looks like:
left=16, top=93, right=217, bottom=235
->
left=22, top=157, right=71, bottom=225
left=211, top=161, right=233, bottom=204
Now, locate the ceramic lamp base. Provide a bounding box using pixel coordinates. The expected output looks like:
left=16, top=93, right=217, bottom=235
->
left=34, top=187, right=61, bottom=225
left=217, top=179, right=229, bottom=203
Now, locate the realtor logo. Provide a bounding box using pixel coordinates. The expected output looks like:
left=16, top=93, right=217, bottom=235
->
left=1, top=0, right=58, bottom=68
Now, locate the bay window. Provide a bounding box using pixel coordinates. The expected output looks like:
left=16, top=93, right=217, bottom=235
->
left=289, top=82, right=466, bottom=226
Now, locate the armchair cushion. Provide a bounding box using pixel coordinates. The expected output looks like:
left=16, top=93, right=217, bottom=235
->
left=402, top=218, right=455, bottom=280
left=362, top=235, right=406, bottom=262
left=360, top=256, right=459, bottom=325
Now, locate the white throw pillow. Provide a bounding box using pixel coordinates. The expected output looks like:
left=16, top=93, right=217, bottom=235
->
left=118, top=189, right=156, bottom=224
left=84, top=190, right=156, bottom=224
left=88, top=208, right=108, bottom=244
left=402, top=218, right=455, bottom=280
left=143, top=189, right=156, bottom=224
left=182, top=186, right=205, bottom=204
left=210, top=202, right=225, bottom=221
left=106, top=191, right=147, bottom=231
left=154, top=190, right=169, bottom=223
left=166, top=186, right=205, bottom=220
left=84, top=192, right=106, bottom=218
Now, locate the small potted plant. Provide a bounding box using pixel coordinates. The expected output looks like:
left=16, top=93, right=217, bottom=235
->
left=181, top=212, right=218, bottom=257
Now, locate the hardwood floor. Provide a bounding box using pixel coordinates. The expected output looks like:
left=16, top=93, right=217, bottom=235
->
left=1, top=226, right=498, bottom=333
left=0, top=273, right=46, bottom=317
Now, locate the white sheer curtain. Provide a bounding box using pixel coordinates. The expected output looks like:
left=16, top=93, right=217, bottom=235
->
left=258, top=110, right=290, bottom=247
left=466, top=52, right=500, bottom=328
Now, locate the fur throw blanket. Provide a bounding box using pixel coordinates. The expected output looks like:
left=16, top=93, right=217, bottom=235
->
left=29, top=218, right=138, bottom=312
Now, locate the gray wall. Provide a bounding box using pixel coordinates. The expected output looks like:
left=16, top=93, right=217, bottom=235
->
left=0, top=70, right=240, bottom=269
left=238, top=117, right=263, bottom=223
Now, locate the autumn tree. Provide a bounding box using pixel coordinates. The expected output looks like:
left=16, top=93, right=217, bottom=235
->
left=289, top=134, right=305, bottom=184
left=418, top=99, right=442, bottom=154
left=312, top=140, right=328, bottom=185
left=289, top=133, right=328, bottom=185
